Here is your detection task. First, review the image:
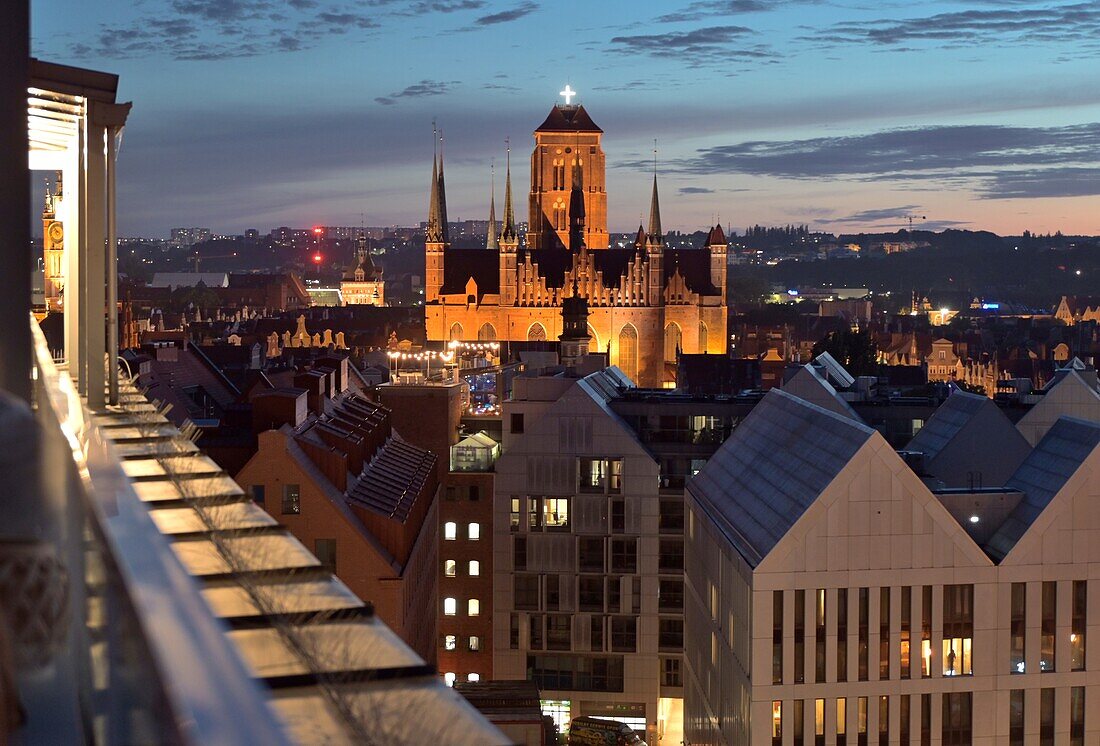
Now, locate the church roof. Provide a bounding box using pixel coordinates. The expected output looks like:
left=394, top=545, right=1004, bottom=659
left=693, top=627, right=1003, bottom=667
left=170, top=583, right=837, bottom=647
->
left=535, top=105, right=602, bottom=133
left=707, top=224, right=727, bottom=245
left=665, top=248, right=721, bottom=295
left=440, top=248, right=501, bottom=296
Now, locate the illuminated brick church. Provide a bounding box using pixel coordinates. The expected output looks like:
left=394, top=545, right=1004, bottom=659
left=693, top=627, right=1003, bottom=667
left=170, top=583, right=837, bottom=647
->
left=424, top=88, right=728, bottom=387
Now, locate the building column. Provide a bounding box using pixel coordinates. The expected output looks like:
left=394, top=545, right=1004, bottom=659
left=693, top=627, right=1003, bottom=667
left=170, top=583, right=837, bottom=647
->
left=83, top=116, right=106, bottom=410
left=68, top=118, right=85, bottom=391
left=106, top=125, right=119, bottom=404
left=0, top=1, right=30, bottom=399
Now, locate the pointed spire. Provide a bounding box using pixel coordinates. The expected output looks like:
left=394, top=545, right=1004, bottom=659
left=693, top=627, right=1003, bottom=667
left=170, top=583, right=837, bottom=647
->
left=633, top=224, right=647, bottom=250
left=501, top=138, right=516, bottom=243
left=647, top=140, right=662, bottom=244
left=486, top=161, right=499, bottom=251
left=42, top=177, right=54, bottom=218
left=437, top=129, right=450, bottom=244
left=426, top=146, right=443, bottom=243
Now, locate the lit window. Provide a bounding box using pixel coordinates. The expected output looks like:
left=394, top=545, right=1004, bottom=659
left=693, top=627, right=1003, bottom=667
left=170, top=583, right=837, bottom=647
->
left=444, top=672, right=456, bottom=687
left=445, top=634, right=456, bottom=651
left=444, top=522, right=457, bottom=540
left=444, top=559, right=456, bottom=577
left=467, top=672, right=480, bottom=682
left=469, top=636, right=480, bottom=651
left=468, top=560, right=480, bottom=576
left=468, top=599, right=480, bottom=616
left=544, top=497, right=570, bottom=529
left=444, top=597, right=457, bottom=616
left=281, top=484, right=300, bottom=515
left=468, top=523, right=480, bottom=540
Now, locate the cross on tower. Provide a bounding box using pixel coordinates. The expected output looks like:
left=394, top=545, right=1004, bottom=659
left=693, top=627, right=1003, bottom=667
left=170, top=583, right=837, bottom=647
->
left=559, top=84, right=576, bottom=105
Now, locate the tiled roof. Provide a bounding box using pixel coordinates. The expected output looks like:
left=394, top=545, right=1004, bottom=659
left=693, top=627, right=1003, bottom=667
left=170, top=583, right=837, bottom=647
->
left=440, top=248, right=501, bottom=296
left=347, top=438, right=436, bottom=522
left=534, top=104, right=602, bottom=133
left=688, top=389, right=875, bottom=567
left=984, top=416, right=1100, bottom=562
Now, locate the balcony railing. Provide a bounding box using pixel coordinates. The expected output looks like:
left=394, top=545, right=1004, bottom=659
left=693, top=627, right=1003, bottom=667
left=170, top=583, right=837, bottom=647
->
left=1, top=319, right=288, bottom=744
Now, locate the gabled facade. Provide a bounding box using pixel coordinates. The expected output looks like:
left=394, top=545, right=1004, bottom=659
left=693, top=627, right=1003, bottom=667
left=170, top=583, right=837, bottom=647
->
left=1016, top=364, right=1100, bottom=446
left=685, top=390, right=1100, bottom=746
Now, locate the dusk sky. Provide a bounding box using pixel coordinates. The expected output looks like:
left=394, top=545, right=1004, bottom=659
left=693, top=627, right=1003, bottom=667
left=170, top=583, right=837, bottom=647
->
left=32, top=0, right=1100, bottom=237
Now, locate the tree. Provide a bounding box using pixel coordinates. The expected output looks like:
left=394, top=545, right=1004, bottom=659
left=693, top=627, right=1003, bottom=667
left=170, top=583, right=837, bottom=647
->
left=811, top=328, right=878, bottom=376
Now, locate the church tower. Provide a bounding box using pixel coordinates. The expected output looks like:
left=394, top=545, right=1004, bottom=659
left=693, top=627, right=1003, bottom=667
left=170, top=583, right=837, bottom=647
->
left=559, top=278, right=590, bottom=368
left=485, top=163, right=498, bottom=251
left=706, top=223, right=728, bottom=300
left=42, top=171, right=65, bottom=312
left=499, top=143, right=519, bottom=306
left=424, top=134, right=449, bottom=303
left=528, top=87, right=607, bottom=250
left=645, top=169, right=664, bottom=306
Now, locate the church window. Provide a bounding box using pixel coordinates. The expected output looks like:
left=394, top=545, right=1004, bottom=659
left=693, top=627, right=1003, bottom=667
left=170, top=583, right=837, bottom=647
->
left=528, top=323, right=547, bottom=342
left=449, top=322, right=464, bottom=341
left=478, top=323, right=496, bottom=342
left=664, top=322, right=682, bottom=364
left=699, top=321, right=708, bottom=352
left=587, top=324, right=599, bottom=354
left=618, top=324, right=639, bottom=382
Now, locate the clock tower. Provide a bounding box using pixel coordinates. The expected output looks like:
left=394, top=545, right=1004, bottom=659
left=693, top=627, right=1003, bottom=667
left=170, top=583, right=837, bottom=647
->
left=42, top=171, right=65, bottom=312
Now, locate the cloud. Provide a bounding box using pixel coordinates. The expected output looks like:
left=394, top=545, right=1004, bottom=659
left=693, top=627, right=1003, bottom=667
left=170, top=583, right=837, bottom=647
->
left=807, top=3, right=1100, bottom=50
left=474, top=1, right=538, bottom=25
left=679, top=186, right=716, bottom=194
left=609, top=25, right=774, bottom=66
left=822, top=205, right=921, bottom=224
left=657, top=0, right=773, bottom=23
left=374, top=79, right=457, bottom=105
left=416, top=0, right=485, bottom=11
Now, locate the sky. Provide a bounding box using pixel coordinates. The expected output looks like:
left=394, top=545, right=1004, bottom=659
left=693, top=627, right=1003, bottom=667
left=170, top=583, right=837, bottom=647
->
left=31, top=0, right=1100, bottom=237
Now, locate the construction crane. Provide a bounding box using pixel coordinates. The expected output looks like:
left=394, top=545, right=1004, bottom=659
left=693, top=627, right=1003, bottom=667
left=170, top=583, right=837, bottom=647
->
left=902, top=214, right=926, bottom=231
left=188, top=252, right=238, bottom=272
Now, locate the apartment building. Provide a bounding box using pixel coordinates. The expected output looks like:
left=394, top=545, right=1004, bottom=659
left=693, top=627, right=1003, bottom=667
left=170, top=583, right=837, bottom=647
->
left=684, top=388, right=1100, bottom=745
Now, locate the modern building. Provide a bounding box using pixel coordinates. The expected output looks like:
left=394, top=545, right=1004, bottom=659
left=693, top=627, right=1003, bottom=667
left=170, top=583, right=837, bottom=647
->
left=1015, top=360, right=1100, bottom=445
left=684, top=388, right=1100, bottom=745
left=423, top=91, right=728, bottom=388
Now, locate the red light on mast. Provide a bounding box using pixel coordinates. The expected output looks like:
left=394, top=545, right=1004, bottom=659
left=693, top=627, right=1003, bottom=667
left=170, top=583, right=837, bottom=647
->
left=313, top=226, right=323, bottom=235
left=313, top=253, right=323, bottom=264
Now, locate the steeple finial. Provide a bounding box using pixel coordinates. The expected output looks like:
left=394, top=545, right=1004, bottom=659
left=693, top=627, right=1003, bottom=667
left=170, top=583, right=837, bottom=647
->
left=502, top=138, right=516, bottom=243
left=647, top=140, right=662, bottom=243
left=437, top=128, right=450, bottom=244
left=427, top=124, right=446, bottom=244
left=486, top=160, right=499, bottom=251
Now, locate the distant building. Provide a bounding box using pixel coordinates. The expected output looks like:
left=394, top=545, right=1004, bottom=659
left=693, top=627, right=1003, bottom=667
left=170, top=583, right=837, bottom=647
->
left=1054, top=295, right=1100, bottom=325
left=684, top=389, right=1100, bottom=745
left=170, top=227, right=211, bottom=246
left=149, top=272, right=229, bottom=289
left=340, top=234, right=385, bottom=306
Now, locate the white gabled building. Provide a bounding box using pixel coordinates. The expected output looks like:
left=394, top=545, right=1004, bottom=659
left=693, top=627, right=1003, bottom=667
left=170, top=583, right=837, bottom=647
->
left=684, top=389, right=1100, bottom=746
left=1016, top=361, right=1100, bottom=446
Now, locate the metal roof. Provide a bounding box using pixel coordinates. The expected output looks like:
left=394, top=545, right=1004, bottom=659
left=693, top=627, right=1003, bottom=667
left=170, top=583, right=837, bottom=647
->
left=688, top=389, right=875, bottom=568
left=904, top=390, right=989, bottom=461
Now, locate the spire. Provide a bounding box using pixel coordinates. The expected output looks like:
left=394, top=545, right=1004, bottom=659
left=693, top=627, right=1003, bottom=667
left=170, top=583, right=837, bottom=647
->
left=42, top=177, right=54, bottom=219
left=437, top=129, right=450, bottom=244
left=486, top=161, right=499, bottom=251
left=647, top=141, right=662, bottom=244
left=501, top=138, right=516, bottom=243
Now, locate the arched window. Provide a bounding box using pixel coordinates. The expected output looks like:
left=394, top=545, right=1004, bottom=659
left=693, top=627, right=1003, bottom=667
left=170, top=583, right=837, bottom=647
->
left=664, top=322, right=682, bottom=364
left=587, top=324, right=600, bottom=354
left=528, top=323, right=547, bottom=342
left=448, top=322, right=464, bottom=341
left=699, top=321, right=709, bottom=353
left=477, top=323, right=496, bottom=341
left=618, top=324, right=638, bottom=382
left=552, top=199, right=566, bottom=231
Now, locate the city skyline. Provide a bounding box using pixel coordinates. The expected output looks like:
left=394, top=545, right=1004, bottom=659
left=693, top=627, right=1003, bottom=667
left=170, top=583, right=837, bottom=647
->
left=32, top=0, right=1100, bottom=237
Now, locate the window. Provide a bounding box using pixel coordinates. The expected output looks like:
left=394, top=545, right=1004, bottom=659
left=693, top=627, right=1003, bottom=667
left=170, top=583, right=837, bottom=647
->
left=591, top=615, right=604, bottom=651
left=773, top=591, right=784, bottom=685
left=1009, top=689, right=1024, bottom=746
left=836, top=698, right=847, bottom=746
left=527, top=654, right=624, bottom=693
left=444, top=559, right=456, bottom=577
left=1010, top=583, right=1026, bottom=673
left=547, top=615, right=571, bottom=650
left=468, top=598, right=480, bottom=616
left=942, top=693, right=972, bottom=746
left=794, top=589, right=805, bottom=684
left=514, top=536, right=527, bottom=571
left=857, top=697, right=868, bottom=746
left=658, top=539, right=683, bottom=572
left=837, top=588, right=848, bottom=682
left=793, top=700, right=804, bottom=746
left=921, top=585, right=932, bottom=677
left=815, top=698, right=825, bottom=745
left=444, top=597, right=456, bottom=616
left=511, top=412, right=524, bottom=433
left=579, top=458, right=621, bottom=493
left=659, top=618, right=682, bottom=651
left=611, top=616, right=637, bottom=652
left=444, top=634, right=456, bottom=651
left=578, top=537, right=604, bottom=573
left=900, top=586, right=911, bottom=679
left=314, top=538, right=336, bottom=574
left=942, top=585, right=973, bottom=676
left=899, top=695, right=910, bottom=745
left=1041, top=581, right=1056, bottom=671
left=659, top=499, right=685, bottom=533
left=611, top=498, right=625, bottom=532
left=1070, top=687, right=1084, bottom=746
left=815, top=589, right=826, bottom=683
left=1039, top=688, right=1054, bottom=746
left=468, top=523, right=480, bottom=540
left=530, top=615, right=544, bottom=650
left=510, top=497, right=521, bottom=530
left=659, top=579, right=684, bottom=612
left=546, top=575, right=560, bottom=610
left=618, top=325, right=638, bottom=382
left=250, top=484, right=265, bottom=505
left=467, top=673, right=480, bottom=682
left=921, top=694, right=931, bottom=746
left=608, top=577, right=621, bottom=613
left=468, top=560, right=480, bottom=576
left=858, top=588, right=869, bottom=681
left=543, top=497, right=570, bottom=530
left=444, top=672, right=456, bottom=687
left=1072, top=580, right=1086, bottom=671
left=878, top=696, right=888, bottom=746
left=609, top=459, right=622, bottom=494
left=515, top=574, right=539, bottom=610
left=879, top=587, right=890, bottom=680
left=579, top=577, right=604, bottom=611
left=444, top=522, right=457, bottom=540
left=281, top=483, right=300, bottom=515
left=662, top=657, right=682, bottom=687
left=610, top=538, right=637, bottom=573
left=510, top=614, right=520, bottom=649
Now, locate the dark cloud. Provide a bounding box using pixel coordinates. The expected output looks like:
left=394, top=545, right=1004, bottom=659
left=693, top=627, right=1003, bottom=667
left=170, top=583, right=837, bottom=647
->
left=169, top=0, right=271, bottom=22
left=609, top=25, right=774, bottom=66
left=823, top=205, right=921, bottom=224
left=679, top=186, right=716, bottom=194
left=982, top=167, right=1100, bottom=199
left=808, top=3, right=1100, bottom=49
left=374, top=79, right=457, bottom=105
left=657, top=0, right=773, bottom=24
left=416, top=0, right=485, bottom=11
left=474, top=1, right=538, bottom=26
left=316, top=11, right=379, bottom=29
